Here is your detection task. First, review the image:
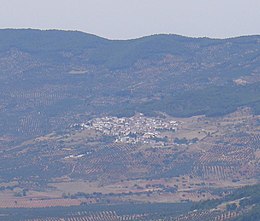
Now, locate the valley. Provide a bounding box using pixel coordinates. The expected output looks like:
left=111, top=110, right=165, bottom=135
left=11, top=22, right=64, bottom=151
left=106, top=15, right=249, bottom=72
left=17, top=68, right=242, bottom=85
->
left=0, top=108, right=259, bottom=210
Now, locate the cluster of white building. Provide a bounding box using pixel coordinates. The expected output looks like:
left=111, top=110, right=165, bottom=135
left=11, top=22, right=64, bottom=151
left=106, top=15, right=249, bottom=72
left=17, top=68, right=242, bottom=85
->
left=72, top=113, right=178, bottom=145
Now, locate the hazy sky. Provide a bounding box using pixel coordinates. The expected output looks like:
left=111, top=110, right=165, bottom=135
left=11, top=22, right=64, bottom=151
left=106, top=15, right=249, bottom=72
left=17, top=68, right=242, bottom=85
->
left=0, top=0, right=260, bottom=39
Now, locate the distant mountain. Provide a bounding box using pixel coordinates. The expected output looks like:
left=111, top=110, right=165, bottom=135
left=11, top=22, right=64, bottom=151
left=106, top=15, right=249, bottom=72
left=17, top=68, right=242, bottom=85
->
left=0, top=29, right=259, bottom=137
left=1, top=29, right=259, bottom=69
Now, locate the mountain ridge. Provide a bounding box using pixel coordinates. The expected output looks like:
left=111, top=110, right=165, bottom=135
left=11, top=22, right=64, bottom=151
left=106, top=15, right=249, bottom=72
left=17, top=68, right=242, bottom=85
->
left=0, top=28, right=259, bottom=69
left=1, top=28, right=260, bottom=40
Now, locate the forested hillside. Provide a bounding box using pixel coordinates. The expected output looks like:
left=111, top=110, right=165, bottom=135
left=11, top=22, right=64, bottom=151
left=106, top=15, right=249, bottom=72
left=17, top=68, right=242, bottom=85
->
left=0, top=29, right=260, bottom=137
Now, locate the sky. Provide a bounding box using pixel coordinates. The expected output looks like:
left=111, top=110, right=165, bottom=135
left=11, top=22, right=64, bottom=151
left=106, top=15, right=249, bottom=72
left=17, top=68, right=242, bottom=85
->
left=0, top=0, right=260, bottom=40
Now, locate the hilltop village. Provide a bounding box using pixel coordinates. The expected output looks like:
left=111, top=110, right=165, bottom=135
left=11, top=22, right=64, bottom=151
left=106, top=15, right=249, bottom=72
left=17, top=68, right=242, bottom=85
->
left=71, top=113, right=179, bottom=145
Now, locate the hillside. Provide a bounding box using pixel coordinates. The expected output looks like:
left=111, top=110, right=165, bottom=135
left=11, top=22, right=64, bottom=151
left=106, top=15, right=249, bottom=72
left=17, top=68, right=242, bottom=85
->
left=0, top=29, right=259, bottom=138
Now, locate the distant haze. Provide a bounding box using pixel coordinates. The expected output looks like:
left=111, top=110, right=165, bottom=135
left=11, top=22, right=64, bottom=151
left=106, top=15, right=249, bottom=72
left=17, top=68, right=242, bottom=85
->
left=0, top=0, right=260, bottom=40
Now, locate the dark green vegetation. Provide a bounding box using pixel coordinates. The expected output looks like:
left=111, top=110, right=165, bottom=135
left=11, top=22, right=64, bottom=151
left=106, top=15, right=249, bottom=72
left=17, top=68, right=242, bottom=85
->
left=191, top=184, right=260, bottom=221
left=0, top=202, right=192, bottom=221
left=136, top=83, right=260, bottom=117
